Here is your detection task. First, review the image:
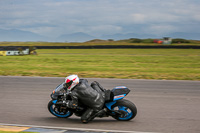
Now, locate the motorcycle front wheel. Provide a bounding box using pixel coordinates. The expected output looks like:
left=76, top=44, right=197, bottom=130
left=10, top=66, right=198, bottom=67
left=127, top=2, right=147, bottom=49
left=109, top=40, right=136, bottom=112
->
left=48, top=100, right=73, bottom=118
left=111, top=99, right=137, bottom=121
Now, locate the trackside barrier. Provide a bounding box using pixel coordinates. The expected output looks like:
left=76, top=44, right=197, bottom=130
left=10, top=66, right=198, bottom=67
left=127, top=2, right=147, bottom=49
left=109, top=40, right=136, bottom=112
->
left=0, top=45, right=200, bottom=50
left=34, top=45, right=200, bottom=49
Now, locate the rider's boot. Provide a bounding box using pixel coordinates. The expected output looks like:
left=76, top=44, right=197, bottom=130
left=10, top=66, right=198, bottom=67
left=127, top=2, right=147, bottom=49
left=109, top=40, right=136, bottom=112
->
left=81, top=108, right=94, bottom=123
left=81, top=109, right=105, bottom=123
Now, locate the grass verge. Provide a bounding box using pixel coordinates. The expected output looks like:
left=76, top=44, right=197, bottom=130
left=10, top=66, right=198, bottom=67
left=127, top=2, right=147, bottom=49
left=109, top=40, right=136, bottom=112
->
left=0, top=131, right=37, bottom=133
left=0, top=49, right=200, bottom=80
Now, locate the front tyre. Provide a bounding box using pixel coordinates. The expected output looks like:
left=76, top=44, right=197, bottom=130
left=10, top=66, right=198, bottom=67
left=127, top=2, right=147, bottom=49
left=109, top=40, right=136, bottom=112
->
left=111, top=99, right=137, bottom=121
left=48, top=100, right=73, bottom=118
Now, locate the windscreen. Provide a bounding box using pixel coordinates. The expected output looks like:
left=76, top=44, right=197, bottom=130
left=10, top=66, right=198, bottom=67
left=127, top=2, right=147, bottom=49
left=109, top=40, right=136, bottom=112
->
left=55, top=82, right=65, bottom=93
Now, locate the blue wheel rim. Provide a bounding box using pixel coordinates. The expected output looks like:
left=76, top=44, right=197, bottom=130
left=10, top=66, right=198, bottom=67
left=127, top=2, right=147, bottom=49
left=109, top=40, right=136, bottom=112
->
left=113, top=106, right=133, bottom=120
left=50, top=104, right=72, bottom=118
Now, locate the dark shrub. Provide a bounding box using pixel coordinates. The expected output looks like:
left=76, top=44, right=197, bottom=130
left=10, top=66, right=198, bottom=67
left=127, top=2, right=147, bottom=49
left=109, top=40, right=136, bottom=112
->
left=172, top=38, right=190, bottom=43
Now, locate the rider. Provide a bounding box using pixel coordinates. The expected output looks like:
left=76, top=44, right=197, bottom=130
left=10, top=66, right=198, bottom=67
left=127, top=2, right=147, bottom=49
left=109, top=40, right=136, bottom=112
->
left=64, top=74, right=105, bottom=123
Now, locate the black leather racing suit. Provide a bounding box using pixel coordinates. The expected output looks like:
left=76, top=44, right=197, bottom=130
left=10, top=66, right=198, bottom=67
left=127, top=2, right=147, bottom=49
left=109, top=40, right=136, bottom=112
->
left=70, top=79, right=105, bottom=122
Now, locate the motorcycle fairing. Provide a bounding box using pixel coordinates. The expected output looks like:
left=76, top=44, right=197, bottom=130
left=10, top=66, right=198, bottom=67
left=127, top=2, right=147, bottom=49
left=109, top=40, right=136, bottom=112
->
left=113, top=94, right=126, bottom=101
left=51, top=83, right=66, bottom=100
left=111, top=86, right=130, bottom=96
left=55, top=83, right=65, bottom=93
left=105, top=86, right=129, bottom=110
left=107, top=86, right=130, bottom=101
left=105, top=101, right=116, bottom=110
left=105, top=93, right=126, bottom=110
left=52, top=100, right=57, bottom=104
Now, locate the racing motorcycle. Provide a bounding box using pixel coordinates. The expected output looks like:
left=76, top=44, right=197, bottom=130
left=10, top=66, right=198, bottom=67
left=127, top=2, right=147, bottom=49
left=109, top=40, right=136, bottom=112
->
left=48, top=83, right=137, bottom=121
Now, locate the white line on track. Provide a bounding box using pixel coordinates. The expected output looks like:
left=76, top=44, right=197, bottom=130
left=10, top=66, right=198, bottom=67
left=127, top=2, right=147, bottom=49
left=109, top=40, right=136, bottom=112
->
left=0, top=123, right=158, bottom=133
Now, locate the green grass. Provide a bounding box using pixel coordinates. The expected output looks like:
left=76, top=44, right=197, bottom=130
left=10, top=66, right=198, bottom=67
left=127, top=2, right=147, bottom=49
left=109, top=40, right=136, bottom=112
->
left=0, top=49, right=200, bottom=80
left=0, top=131, right=37, bottom=133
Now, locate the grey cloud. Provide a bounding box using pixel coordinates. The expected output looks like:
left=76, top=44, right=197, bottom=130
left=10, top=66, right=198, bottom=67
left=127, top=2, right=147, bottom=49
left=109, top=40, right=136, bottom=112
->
left=0, top=0, right=200, bottom=38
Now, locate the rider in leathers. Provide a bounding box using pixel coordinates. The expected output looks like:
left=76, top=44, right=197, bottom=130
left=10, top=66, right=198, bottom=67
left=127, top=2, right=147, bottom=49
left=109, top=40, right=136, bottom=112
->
left=64, top=75, right=105, bottom=123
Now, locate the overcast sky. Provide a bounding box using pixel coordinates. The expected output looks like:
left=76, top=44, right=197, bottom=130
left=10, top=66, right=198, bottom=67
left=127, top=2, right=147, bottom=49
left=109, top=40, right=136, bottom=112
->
left=0, top=0, right=200, bottom=37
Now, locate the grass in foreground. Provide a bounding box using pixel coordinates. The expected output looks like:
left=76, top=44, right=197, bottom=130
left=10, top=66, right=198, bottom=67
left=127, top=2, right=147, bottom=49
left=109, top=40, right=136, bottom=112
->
left=0, top=131, right=37, bottom=133
left=0, top=49, right=200, bottom=80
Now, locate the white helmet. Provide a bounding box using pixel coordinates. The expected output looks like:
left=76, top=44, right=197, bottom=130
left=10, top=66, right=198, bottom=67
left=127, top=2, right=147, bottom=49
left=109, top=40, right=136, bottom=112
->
left=64, top=75, right=79, bottom=91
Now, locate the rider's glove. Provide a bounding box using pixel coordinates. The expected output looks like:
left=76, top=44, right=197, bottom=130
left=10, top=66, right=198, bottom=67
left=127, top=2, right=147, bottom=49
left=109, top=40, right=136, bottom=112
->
left=66, top=100, right=77, bottom=109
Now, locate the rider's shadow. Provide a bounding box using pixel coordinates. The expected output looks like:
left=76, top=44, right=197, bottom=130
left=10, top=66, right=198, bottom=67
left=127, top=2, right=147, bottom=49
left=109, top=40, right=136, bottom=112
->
left=40, top=116, right=125, bottom=124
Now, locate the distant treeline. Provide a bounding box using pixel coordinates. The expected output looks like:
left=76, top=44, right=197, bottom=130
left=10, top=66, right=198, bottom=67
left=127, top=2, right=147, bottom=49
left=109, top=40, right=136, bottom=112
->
left=119, top=38, right=199, bottom=43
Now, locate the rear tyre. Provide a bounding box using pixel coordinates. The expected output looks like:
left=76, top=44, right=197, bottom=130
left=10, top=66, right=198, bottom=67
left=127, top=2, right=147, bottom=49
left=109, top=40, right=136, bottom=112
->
left=111, top=99, right=137, bottom=121
left=48, top=100, right=73, bottom=118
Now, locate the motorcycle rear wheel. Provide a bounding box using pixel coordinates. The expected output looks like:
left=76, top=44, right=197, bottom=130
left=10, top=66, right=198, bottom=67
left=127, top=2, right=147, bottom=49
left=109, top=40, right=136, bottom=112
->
left=111, top=99, right=137, bottom=121
left=48, top=100, right=73, bottom=118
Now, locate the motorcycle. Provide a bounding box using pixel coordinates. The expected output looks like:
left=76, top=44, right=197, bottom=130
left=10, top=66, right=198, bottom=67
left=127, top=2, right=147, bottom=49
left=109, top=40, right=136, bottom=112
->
left=48, top=83, right=137, bottom=122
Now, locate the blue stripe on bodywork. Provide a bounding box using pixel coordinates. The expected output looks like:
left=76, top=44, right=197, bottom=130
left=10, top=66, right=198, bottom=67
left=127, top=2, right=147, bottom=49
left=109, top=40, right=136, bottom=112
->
left=105, top=101, right=116, bottom=110
left=113, top=94, right=126, bottom=101
left=52, top=100, right=57, bottom=104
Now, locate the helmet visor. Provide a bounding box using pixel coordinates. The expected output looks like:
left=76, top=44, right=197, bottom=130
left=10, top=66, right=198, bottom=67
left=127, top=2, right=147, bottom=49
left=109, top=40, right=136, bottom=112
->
left=66, top=80, right=73, bottom=89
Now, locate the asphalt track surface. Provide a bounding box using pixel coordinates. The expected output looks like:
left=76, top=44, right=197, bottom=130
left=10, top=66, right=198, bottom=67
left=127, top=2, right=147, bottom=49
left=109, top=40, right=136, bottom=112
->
left=0, top=76, right=200, bottom=133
